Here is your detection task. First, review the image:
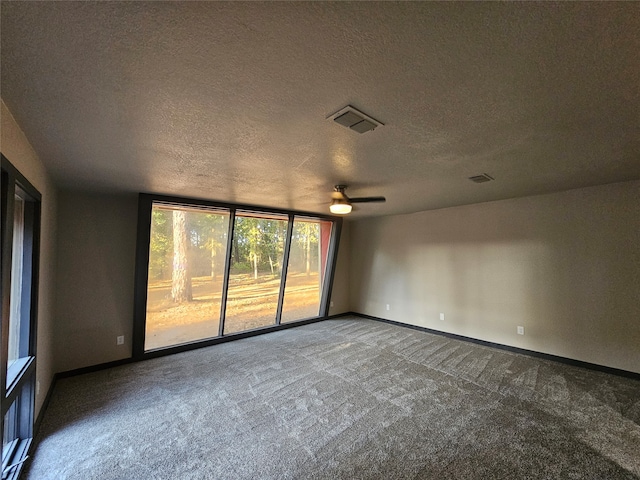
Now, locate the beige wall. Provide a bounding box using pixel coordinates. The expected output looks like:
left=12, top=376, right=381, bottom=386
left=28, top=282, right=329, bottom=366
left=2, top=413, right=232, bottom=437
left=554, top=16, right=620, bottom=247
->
left=55, top=191, right=138, bottom=372
left=54, top=192, right=350, bottom=371
left=350, top=181, right=640, bottom=374
left=1, top=100, right=58, bottom=417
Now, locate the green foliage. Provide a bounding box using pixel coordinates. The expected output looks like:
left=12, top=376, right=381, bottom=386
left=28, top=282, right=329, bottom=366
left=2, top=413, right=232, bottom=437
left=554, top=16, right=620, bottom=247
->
left=230, top=262, right=252, bottom=275
left=148, top=207, right=323, bottom=282
left=186, top=212, right=228, bottom=278
left=289, top=221, right=320, bottom=272
left=232, top=216, right=287, bottom=274
left=149, top=208, right=230, bottom=281
left=149, top=209, right=172, bottom=280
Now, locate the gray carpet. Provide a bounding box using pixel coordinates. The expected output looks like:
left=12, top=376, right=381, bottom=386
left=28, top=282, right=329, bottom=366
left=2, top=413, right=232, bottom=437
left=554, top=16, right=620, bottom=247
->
left=25, top=317, right=640, bottom=479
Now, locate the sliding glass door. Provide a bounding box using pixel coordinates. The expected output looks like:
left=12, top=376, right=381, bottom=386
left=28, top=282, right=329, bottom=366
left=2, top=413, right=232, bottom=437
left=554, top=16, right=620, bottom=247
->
left=136, top=195, right=341, bottom=354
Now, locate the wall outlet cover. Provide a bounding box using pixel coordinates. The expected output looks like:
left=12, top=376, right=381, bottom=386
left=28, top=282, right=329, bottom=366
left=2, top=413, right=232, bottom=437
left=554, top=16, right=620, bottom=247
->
left=517, top=326, right=525, bottom=335
left=439, top=313, right=445, bottom=321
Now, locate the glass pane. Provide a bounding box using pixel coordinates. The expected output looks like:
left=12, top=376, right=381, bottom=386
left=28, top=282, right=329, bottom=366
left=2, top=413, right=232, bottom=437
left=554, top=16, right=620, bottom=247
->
left=145, top=204, right=230, bottom=350
left=223, top=213, right=288, bottom=334
left=2, top=380, right=33, bottom=475
left=2, top=400, right=17, bottom=452
left=7, top=194, right=25, bottom=369
left=281, top=219, right=332, bottom=323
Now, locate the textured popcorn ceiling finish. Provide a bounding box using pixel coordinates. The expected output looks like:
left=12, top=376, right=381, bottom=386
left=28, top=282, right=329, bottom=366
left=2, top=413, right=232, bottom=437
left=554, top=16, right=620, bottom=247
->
left=1, top=2, right=639, bottom=216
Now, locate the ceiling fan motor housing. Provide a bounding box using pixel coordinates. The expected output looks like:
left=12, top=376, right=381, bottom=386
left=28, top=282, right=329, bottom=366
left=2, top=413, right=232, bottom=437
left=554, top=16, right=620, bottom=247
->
left=329, top=185, right=386, bottom=214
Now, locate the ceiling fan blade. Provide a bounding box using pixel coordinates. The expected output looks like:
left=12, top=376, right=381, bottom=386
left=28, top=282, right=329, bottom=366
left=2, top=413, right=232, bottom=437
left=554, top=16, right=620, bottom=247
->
left=349, top=196, right=386, bottom=203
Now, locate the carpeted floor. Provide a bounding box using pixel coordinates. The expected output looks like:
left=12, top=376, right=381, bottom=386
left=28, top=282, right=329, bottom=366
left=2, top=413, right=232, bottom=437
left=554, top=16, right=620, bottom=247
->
left=25, top=317, right=640, bottom=479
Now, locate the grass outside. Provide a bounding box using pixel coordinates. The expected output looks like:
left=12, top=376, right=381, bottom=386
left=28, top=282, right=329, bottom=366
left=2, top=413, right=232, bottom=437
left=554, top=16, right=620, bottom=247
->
left=145, top=272, right=322, bottom=350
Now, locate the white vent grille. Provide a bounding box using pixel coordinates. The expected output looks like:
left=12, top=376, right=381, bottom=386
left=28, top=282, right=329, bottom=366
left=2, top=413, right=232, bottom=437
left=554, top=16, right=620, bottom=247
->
left=469, top=173, right=494, bottom=183
left=328, top=105, right=383, bottom=134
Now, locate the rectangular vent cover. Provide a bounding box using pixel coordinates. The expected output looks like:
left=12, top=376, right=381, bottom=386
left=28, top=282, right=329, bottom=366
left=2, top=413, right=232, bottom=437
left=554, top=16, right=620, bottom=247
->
left=469, top=173, right=494, bottom=183
left=329, top=105, right=383, bottom=134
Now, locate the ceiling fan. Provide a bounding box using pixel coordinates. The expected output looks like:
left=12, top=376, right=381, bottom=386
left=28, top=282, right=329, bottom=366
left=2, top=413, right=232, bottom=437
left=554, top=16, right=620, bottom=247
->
left=329, top=185, right=386, bottom=215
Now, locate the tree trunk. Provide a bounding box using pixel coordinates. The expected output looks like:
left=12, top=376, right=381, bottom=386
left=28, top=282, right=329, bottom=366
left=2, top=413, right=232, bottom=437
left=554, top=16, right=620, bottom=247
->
left=305, top=233, right=311, bottom=276
left=214, top=228, right=216, bottom=281
left=172, top=210, right=192, bottom=303
left=252, top=253, right=258, bottom=280
left=210, top=241, right=216, bottom=280
left=234, top=235, right=240, bottom=263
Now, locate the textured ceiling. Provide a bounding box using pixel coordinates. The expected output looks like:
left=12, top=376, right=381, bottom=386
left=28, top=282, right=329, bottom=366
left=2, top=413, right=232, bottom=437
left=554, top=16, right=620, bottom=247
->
left=1, top=2, right=639, bottom=217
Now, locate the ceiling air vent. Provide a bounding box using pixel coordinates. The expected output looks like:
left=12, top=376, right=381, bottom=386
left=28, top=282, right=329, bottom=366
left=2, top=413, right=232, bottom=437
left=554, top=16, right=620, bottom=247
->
left=469, top=173, right=494, bottom=183
left=329, top=105, right=383, bottom=134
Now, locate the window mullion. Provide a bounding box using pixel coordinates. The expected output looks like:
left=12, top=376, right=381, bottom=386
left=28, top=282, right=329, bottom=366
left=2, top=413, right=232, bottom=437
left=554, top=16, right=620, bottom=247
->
left=132, top=194, right=153, bottom=359
left=1, top=169, right=16, bottom=413
left=24, top=200, right=40, bottom=359
left=275, top=215, right=295, bottom=325
left=319, top=219, right=342, bottom=316
left=218, top=209, right=236, bottom=337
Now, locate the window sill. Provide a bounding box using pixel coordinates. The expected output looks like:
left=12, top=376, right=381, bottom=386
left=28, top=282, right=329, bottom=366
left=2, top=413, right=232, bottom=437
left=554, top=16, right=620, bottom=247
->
left=2, top=438, right=31, bottom=480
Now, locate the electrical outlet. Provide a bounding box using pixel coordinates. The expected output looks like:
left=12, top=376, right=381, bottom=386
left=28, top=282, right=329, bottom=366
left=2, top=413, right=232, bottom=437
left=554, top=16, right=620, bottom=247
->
left=36, top=381, right=40, bottom=396
left=439, top=313, right=445, bottom=321
left=117, top=335, right=125, bottom=345
left=386, top=304, right=390, bottom=311
left=330, top=301, right=334, bottom=308
left=517, top=326, right=524, bottom=335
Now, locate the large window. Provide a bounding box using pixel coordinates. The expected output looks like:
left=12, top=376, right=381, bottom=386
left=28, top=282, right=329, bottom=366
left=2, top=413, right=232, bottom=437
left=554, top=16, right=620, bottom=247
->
left=144, top=205, right=230, bottom=350
left=1, top=156, right=41, bottom=480
left=223, top=212, right=289, bottom=335
left=280, top=218, right=332, bottom=323
left=135, top=195, right=341, bottom=355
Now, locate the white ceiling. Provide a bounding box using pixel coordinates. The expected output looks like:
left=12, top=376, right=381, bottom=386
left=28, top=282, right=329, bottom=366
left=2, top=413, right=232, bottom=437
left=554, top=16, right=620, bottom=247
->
left=1, top=2, right=639, bottom=217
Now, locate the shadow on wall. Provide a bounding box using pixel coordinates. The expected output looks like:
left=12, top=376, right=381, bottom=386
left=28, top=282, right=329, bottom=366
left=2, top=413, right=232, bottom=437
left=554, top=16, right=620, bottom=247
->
left=55, top=192, right=138, bottom=372
left=349, top=181, right=640, bottom=372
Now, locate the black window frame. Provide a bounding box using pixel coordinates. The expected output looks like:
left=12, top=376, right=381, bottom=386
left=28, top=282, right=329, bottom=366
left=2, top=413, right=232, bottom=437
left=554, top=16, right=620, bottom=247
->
left=1, top=154, right=41, bottom=480
left=133, top=193, right=342, bottom=360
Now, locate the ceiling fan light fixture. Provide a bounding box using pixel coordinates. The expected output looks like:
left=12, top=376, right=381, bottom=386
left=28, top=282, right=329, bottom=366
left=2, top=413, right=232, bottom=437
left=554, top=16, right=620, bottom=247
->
left=329, top=198, right=352, bottom=215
